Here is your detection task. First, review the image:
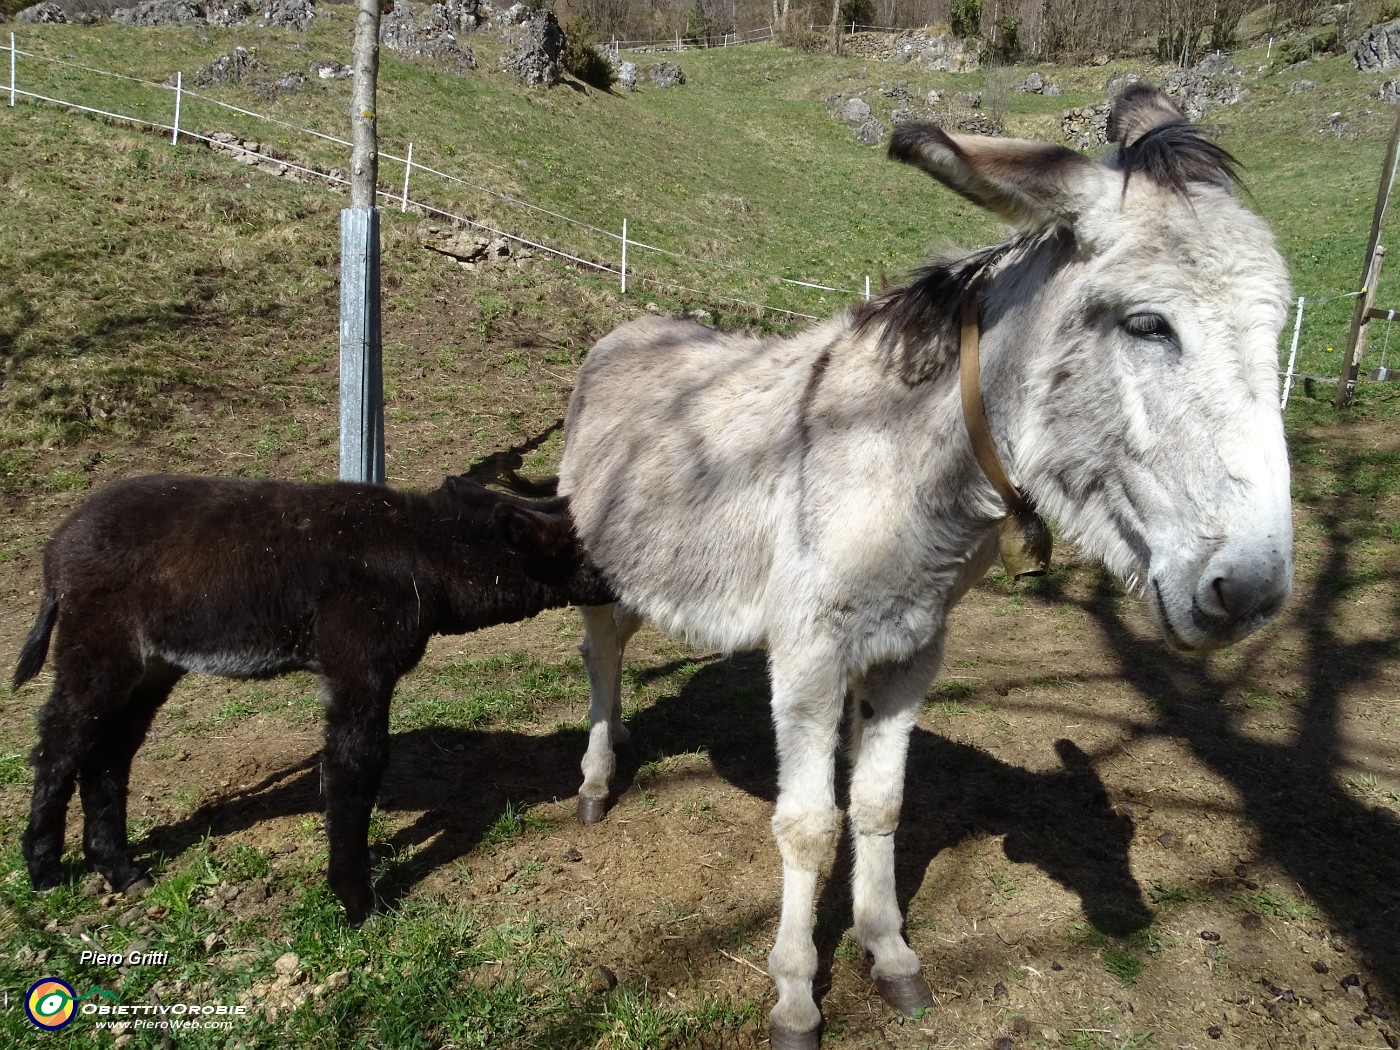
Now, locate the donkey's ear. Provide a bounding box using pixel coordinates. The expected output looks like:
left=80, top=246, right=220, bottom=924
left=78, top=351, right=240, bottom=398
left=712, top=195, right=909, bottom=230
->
left=492, top=503, right=573, bottom=558
left=1106, top=83, right=1186, bottom=147
left=889, top=122, right=1102, bottom=231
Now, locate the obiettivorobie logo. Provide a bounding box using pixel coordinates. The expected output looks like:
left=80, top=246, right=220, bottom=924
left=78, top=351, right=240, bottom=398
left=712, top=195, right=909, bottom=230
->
left=20, top=977, right=250, bottom=1033
left=24, top=978, right=119, bottom=1031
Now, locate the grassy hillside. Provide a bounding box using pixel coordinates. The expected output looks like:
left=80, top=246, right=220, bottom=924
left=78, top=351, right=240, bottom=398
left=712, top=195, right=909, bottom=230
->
left=4, top=15, right=1400, bottom=479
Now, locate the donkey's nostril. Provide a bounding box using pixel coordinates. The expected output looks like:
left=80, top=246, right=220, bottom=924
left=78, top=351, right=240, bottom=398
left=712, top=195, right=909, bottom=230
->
left=1196, top=554, right=1291, bottom=633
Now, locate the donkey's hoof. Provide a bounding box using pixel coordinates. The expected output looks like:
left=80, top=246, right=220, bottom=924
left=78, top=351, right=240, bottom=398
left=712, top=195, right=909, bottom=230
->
left=577, top=795, right=608, bottom=826
left=769, top=1023, right=822, bottom=1050
left=875, top=971, right=935, bottom=1015
left=120, top=875, right=155, bottom=897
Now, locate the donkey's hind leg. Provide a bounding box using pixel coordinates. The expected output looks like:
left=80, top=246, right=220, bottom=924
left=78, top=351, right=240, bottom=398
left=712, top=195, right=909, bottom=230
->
left=78, top=659, right=185, bottom=892
left=847, top=639, right=945, bottom=1016
left=24, top=629, right=144, bottom=891
left=576, top=603, right=642, bottom=825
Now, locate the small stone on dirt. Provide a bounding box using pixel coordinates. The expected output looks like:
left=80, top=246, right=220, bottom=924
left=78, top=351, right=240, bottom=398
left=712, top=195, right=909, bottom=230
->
left=588, top=964, right=617, bottom=995
left=993, top=980, right=1009, bottom=999
left=1157, top=831, right=1176, bottom=847
left=274, top=951, right=300, bottom=976
left=562, top=847, right=582, bottom=862
left=1201, top=930, right=1221, bottom=942
left=1012, top=1017, right=1032, bottom=1036
left=992, top=1038, right=1014, bottom=1050
left=1207, top=1025, right=1223, bottom=1039
left=1313, top=960, right=1331, bottom=974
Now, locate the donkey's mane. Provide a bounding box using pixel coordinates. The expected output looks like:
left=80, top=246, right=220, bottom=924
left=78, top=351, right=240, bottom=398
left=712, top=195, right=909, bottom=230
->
left=852, top=243, right=1006, bottom=385
left=1115, top=120, right=1242, bottom=196
left=854, top=229, right=1071, bottom=385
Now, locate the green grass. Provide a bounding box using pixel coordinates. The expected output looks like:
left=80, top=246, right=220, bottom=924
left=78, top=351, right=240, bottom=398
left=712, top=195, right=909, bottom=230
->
left=391, top=651, right=587, bottom=731
left=1233, top=889, right=1320, bottom=922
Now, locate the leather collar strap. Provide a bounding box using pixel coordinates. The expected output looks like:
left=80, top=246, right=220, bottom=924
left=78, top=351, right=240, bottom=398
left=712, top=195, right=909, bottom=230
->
left=958, top=294, right=1053, bottom=578
left=958, top=295, right=1029, bottom=516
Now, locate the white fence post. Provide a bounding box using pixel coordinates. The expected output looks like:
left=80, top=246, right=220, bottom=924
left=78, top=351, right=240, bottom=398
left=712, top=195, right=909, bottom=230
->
left=1280, top=294, right=1305, bottom=409
left=621, top=218, right=628, bottom=294
left=865, top=275, right=871, bottom=300
left=171, top=71, right=182, bottom=144
left=400, top=141, right=413, bottom=212
left=11, top=33, right=17, bottom=108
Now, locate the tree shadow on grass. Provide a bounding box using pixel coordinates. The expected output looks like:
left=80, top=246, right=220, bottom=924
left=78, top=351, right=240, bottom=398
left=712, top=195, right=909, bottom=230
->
left=1035, top=431, right=1400, bottom=1004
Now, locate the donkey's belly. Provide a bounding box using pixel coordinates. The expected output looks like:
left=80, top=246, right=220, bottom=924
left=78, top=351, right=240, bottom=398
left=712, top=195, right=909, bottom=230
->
left=560, top=317, right=822, bottom=651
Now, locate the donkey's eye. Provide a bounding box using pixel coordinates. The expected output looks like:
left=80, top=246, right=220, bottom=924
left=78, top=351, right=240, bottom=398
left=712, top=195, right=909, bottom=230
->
left=1123, top=312, right=1175, bottom=342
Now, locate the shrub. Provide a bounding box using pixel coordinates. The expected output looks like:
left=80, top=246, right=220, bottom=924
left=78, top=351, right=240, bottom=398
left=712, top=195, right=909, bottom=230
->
left=777, top=22, right=827, bottom=51
left=563, top=39, right=617, bottom=91
left=950, top=0, right=981, bottom=39
left=839, top=0, right=875, bottom=29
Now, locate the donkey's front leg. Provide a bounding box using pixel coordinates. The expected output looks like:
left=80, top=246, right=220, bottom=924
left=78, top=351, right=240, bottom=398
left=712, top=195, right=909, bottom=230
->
left=576, top=603, right=642, bottom=824
left=848, top=641, right=944, bottom=1016
left=767, top=646, right=846, bottom=1049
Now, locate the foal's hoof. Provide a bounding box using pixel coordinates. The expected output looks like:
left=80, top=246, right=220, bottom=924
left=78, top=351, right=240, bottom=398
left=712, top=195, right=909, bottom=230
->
left=875, top=971, right=935, bottom=1015
left=577, top=795, right=608, bottom=826
left=769, top=1023, right=822, bottom=1050
left=120, top=875, right=155, bottom=897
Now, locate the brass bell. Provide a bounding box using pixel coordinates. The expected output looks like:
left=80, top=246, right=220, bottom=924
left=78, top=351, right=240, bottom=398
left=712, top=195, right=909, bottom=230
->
left=999, top=511, right=1053, bottom=579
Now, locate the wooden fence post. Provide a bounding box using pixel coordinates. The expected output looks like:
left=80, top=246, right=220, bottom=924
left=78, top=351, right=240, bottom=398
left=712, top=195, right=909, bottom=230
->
left=340, top=0, right=385, bottom=483
left=1338, top=243, right=1389, bottom=409
left=1337, top=109, right=1400, bottom=409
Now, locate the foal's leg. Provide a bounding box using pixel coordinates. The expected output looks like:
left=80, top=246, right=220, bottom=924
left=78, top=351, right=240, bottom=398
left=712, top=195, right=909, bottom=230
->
left=318, top=668, right=396, bottom=926
left=78, top=659, right=185, bottom=892
left=847, top=639, right=945, bottom=1015
left=24, top=631, right=143, bottom=890
left=576, top=602, right=641, bottom=825
left=766, top=645, right=846, bottom=1049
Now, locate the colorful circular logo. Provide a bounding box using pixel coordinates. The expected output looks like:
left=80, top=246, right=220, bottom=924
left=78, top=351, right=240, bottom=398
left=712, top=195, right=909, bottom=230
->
left=25, top=978, right=77, bottom=1030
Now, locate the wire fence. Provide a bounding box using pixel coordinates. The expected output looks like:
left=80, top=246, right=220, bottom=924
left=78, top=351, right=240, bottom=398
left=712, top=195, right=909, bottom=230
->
left=3, top=32, right=876, bottom=324
left=4, top=32, right=1382, bottom=399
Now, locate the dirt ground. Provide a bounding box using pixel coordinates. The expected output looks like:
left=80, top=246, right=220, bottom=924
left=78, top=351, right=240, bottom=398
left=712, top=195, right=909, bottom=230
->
left=2, top=323, right=1398, bottom=1049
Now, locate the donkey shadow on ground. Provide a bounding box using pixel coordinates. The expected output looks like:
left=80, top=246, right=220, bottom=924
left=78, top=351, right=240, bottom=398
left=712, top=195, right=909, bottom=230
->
left=147, top=645, right=1151, bottom=1011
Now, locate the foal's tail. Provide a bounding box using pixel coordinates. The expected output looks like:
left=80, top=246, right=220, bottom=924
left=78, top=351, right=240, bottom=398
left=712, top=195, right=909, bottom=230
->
left=13, top=590, right=57, bottom=690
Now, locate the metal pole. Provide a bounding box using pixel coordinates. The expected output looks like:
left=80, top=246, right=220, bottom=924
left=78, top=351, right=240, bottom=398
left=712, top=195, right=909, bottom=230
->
left=400, top=141, right=413, bottom=212
left=1280, top=295, right=1305, bottom=410
left=340, top=208, right=384, bottom=482
left=10, top=33, right=16, bottom=108
left=171, top=71, right=182, bottom=145
left=340, top=0, right=384, bottom=483
left=621, top=218, right=628, bottom=294
left=865, top=275, right=871, bottom=301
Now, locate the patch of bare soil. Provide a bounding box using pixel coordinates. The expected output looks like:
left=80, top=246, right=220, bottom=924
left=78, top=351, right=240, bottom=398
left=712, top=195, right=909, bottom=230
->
left=2, top=338, right=1398, bottom=1048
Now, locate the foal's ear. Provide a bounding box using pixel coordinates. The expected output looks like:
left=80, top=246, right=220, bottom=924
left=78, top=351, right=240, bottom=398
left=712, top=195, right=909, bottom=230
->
left=492, top=503, right=573, bottom=559
left=889, top=123, right=1102, bottom=231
